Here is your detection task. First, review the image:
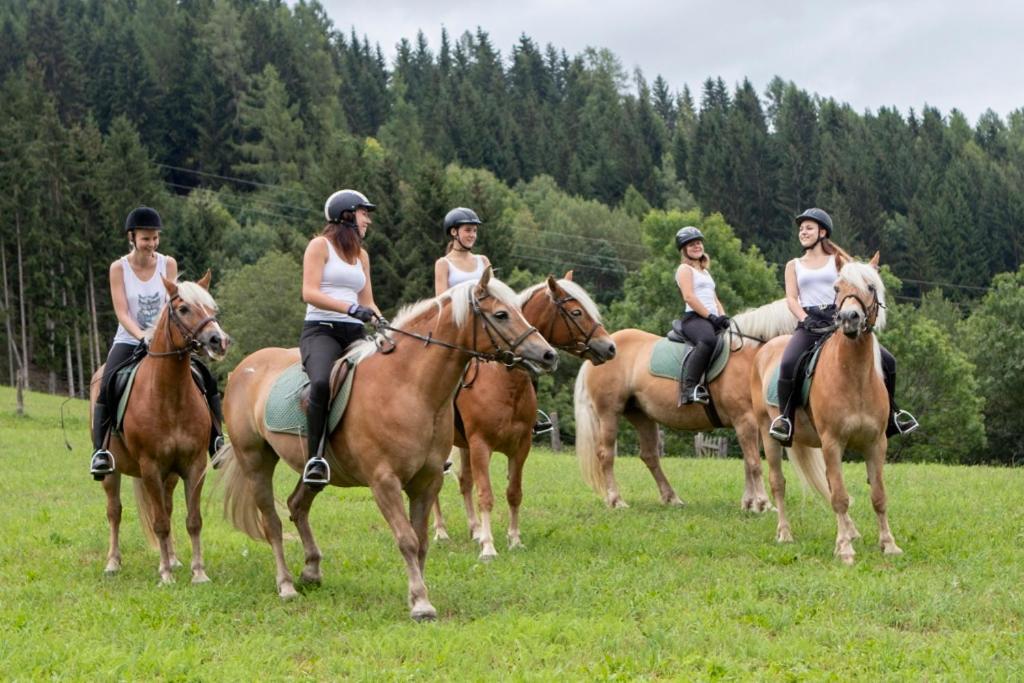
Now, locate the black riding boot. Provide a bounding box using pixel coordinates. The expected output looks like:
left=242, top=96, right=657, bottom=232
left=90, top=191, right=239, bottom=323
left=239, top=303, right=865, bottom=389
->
left=303, top=398, right=330, bottom=489
left=882, top=367, right=919, bottom=437
left=207, top=389, right=225, bottom=456
left=769, top=378, right=797, bottom=447
left=679, top=342, right=713, bottom=406
left=90, top=402, right=115, bottom=480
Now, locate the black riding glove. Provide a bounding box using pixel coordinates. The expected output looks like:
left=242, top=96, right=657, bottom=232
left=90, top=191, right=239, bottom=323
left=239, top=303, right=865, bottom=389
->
left=709, top=314, right=731, bottom=331
left=347, top=304, right=375, bottom=323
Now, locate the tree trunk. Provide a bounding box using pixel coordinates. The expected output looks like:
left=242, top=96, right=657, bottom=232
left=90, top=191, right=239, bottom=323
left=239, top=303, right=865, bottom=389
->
left=48, top=273, right=57, bottom=394
left=89, top=260, right=102, bottom=369
left=63, top=285, right=74, bottom=397
left=16, top=217, right=28, bottom=412
left=74, top=293, right=84, bottom=398
left=1, top=237, right=12, bottom=387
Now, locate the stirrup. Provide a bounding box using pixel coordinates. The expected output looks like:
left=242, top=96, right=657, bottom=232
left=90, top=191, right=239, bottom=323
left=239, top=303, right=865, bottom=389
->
left=90, top=449, right=115, bottom=480
left=210, top=435, right=225, bottom=456
left=685, top=384, right=710, bottom=405
left=768, top=415, right=793, bottom=443
left=532, top=409, right=553, bottom=435
left=443, top=458, right=454, bottom=474
left=302, top=456, right=330, bottom=487
left=893, top=409, right=919, bottom=435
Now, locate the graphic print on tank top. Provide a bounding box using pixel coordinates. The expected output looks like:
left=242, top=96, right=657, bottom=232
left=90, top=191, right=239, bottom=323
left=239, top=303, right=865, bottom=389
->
left=136, top=292, right=163, bottom=329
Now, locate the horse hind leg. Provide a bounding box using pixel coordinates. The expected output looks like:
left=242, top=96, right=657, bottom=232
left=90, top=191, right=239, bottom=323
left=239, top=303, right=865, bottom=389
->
left=287, top=478, right=325, bottom=586
left=597, top=415, right=629, bottom=509
left=184, top=461, right=210, bottom=584
left=455, top=446, right=480, bottom=540
left=505, top=439, right=531, bottom=550
left=370, top=473, right=436, bottom=621
left=735, top=417, right=771, bottom=513
left=102, top=472, right=123, bottom=574
left=468, top=437, right=498, bottom=561
left=766, top=436, right=793, bottom=543
left=625, top=410, right=682, bottom=506
left=866, top=440, right=903, bottom=556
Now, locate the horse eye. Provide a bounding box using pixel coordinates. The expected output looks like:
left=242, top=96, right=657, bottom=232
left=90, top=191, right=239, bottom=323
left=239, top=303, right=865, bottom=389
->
left=494, top=310, right=509, bottom=320
left=178, top=305, right=190, bottom=315
left=833, top=285, right=839, bottom=292
left=571, top=309, right=582, bottom=317
left=868, top=285, right=876, bottom=292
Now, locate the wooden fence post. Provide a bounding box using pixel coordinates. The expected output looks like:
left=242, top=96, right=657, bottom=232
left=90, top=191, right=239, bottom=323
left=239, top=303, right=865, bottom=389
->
left=549, top=411, right=562, bottom=452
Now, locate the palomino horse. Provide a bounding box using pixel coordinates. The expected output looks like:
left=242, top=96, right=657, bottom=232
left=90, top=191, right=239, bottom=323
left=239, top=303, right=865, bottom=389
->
left=432, top=273, right=616, bottom=559
left=88, top=272, right=230, bottom=584
left=751, top=254, right=902, bottom=564
left=575, top=299, right=796, bottom=510
left=216, top=269, right=556, bottom=620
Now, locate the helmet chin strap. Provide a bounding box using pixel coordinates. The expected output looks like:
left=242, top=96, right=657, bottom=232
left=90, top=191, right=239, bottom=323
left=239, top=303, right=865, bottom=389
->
left=451, top=230, right=472, bottom=251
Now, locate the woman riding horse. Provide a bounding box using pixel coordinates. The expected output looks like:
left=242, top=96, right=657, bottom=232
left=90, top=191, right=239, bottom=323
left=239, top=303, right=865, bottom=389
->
left=90, top=207, right=223, bottom=479
left=768, top=208, right=918, bottom=446
left=299, top=189, right=384, bottom=488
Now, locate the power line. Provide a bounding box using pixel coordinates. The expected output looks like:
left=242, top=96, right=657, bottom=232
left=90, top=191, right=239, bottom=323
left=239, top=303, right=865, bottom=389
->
left=515, top=242, right=645, bottom=267
left=157, top=163, right=318, bottom=200
left=899, top=277, right=989, bottom=293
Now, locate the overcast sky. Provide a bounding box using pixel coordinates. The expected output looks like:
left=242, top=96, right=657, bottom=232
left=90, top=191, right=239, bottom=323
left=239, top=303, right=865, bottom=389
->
left=315, top=0, right=1023, bottom=125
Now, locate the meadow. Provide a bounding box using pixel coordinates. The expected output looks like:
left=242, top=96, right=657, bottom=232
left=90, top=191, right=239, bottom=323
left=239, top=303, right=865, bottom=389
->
left=1, top=386, right=1021, bottom=680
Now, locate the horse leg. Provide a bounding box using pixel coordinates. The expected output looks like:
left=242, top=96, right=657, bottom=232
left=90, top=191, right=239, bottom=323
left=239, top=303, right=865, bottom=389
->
left=139, top=461, right=175, bottom=584
left=506, top=439, right=531, bottom=550
left=597, top=415, right=628, bottom=508
left=102, top=472, right=123, bottom=574
left=468, top=437, right=498, bottom=560
left=765, top=436, right=793, bottom=542
left=866, top=439, right=903, bottom=556
left=287, top=479, right=324, bottom=585
left=736, top=418, right=771, bottom=513
left=162, top=474, right=183, bottom=569
left=247, top=463, right=298, bottom=600
left=407, top=469, right=443, bottom=576
left=183, top=463, right=210, bottom=584
left=625, top=411, right=682, bottom=505
left=369, top=474, right=436, bottom=621
left=455, top=446, right=479, bottom=540
left=432, top=498, right=450, bottom=542
left=821, top=437, right=857, bottom=564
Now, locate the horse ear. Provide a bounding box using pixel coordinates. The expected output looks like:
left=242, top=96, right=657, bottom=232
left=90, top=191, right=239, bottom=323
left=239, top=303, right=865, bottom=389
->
left=564, top=270, right=574, bottom=281
left=197, top=269, right=212, bottom=290
left=547, top=274, right=564, bottom=297
left=162, top=275, right=178, bottom=297
left=474, top=265, right=492, bottom=297
left=869, top=251, right=880, bottom=270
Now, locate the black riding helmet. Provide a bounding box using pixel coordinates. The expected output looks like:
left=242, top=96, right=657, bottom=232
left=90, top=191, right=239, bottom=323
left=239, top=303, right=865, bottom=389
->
left=124, top=206, right=162, bottom=232
left=443, top=207, right=483, bottom=239
left=675, top=226, right=704, bottom=251
left=325, top=189, right=376, bottom=224
left=795, top=208, right=833, bottom=238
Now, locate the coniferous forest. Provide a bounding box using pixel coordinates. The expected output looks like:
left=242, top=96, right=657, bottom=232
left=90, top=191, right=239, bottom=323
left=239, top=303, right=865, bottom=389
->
left=2, top=0, right=1023, bottom=464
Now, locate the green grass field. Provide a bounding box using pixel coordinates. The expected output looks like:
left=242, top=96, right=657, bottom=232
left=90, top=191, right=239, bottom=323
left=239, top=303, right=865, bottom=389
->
left=2, top=386, right=1022, bottom=680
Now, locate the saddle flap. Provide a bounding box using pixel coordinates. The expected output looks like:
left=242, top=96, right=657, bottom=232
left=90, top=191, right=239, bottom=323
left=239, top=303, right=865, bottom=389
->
left=649, top=335, right=729, bottom=382
left=266, top=360, right=357, bottom=435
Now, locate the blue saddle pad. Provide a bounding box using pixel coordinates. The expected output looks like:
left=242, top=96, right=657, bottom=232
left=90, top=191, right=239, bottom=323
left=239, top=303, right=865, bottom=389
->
left=264, top=362, right=356, bottom=435
left=648, top=337, right=730, bottom=382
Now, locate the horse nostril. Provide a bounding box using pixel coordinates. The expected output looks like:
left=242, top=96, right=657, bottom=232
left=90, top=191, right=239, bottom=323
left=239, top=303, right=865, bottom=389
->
left=543, top=350, right=556, bottom=363
left=607, top=344, right=617, bottom=357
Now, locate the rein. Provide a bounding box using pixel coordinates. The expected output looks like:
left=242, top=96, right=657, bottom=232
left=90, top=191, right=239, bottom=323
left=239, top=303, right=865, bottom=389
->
left=146, top=294, right=218, bottom=360
left=377, top=290, right=540, bottom=367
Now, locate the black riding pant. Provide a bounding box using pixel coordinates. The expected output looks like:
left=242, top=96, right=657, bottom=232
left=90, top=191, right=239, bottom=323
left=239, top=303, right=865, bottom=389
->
left=93, top=343, right=139, bottom=449
left=678, top=313, right=717, bottom=347
left=300, top=320, right=365, bottom=459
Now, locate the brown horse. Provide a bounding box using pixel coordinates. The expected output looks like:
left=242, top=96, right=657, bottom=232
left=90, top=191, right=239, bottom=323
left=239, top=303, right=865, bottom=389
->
left=575, top=299, right=796, bottom=510
left=751, top=254, right=902, bottom=564
left=432, top=273, right=616, bottom=559
left=216, top=269, right=556, bottom=620
left=89, top=272, right=229, bottom=584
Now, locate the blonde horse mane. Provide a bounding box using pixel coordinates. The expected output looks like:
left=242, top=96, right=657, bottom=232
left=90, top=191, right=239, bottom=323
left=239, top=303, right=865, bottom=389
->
left=342, top=277, right=521, bottom=365
left=731, top=298, right=798, bottom=342
left=517, top=279, right=602, bottom=323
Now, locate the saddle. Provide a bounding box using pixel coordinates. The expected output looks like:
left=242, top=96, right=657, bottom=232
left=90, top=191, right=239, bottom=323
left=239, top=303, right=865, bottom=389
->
left=649, top=324, right=730, bottom=382
left=264, top=359, right=356, bottom=435
left=764, top=330, right=833, bottom=409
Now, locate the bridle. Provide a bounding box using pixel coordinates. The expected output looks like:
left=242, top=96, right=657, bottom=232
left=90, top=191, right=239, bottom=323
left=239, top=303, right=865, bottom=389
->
left=147, top=294, right=219, bottom=359
left=524, top=288, right=605, bottom=358
left=378, top=289, right=540, bottom=367
left=836, top=287, right=884, bottom=334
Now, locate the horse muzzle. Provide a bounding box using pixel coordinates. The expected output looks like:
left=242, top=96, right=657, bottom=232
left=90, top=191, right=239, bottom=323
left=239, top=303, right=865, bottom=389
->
left=518, top=343, right=559, bottom=375
left=201, top=326, right=231, bottom=361
left=839, top=309, right=865, bottom=338
left=585, top=338, right=616, bottom=365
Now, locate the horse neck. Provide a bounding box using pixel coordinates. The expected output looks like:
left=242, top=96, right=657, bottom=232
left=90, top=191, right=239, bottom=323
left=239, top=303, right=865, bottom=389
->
left=140, top=310, right=193, bottom=390
left=395, top=305, right=482, bottom=407
left=522, top=295, right=557, bottom=342
left=827, top=331, right=880, bottom=389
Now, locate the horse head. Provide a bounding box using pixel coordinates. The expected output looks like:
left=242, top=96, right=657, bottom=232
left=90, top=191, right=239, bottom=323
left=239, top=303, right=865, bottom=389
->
left=159, top=270, right=231, bottom=360
left=518, top=270, right=616, bottom=364
left=835, top=252, right=886, bottom=339
left=469, top=266, right=558, bottom=374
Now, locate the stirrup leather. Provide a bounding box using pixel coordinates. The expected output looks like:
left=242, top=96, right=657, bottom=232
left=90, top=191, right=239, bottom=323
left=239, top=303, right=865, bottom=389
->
left=893, top=409, right=919, bottom=435
left=90, top=449, right=115, bottom=477
left=768, top=415, right=793, bottom=442
left=302, top=456, right=331, bottom=486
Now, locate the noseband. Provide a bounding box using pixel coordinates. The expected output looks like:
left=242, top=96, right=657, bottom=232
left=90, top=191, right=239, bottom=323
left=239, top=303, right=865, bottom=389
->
left=524, top=289, right=605, bottom=357
left=836, top=289, right=883, bottom=333
left=148, top=294, right=219, bottom=359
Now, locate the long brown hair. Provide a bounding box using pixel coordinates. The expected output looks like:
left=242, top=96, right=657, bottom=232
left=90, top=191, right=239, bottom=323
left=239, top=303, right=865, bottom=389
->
left=819, top=238, right=852, bottom=270
left=323, top=222, right=361, bottom=263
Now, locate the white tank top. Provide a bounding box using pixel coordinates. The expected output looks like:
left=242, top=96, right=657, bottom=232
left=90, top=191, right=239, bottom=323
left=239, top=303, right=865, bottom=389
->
left=678, top=264, right=720, bottom=316
left=112, top=254, right=169, bottom=346
left=795, top=255, right=839, bottom=308
left=446, top=254, right=485, bottom=289
left=305, top=239, right=367, bottom=323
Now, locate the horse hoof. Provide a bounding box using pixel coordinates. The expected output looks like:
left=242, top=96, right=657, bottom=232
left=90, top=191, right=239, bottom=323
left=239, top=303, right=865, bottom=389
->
left=169, top=557, right=183, bottom=570
left=776, top=530, right=794, bottom=543
left=508, top=539, right=525, bottom=550
left=882, top=544, right=904, bottom=556
left=410, top=604, right=437, bottom=622
left=299, top=571, right=322, bottom=586
left=478, top=549, right=498, bottom=562
left=159, top=575, right=175, bottom=586
left=279, top=584, right=299, bottom=600
left=103, top=562, right=121, bottom=576
left=610, top=498, right=629, bottom=509
left=434, top=529, right=450, bottom=542
left=192, top=572, right=211, bottom=584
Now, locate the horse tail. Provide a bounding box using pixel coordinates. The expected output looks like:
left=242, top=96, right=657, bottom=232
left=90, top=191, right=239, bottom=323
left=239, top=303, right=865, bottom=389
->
left=787, top=444, right=831, bottom=503
left=218, top=443, right=266, bottom=542
left=132, top=477, right=162, bottom=550
left=574, top=362, right=607, bottom=494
